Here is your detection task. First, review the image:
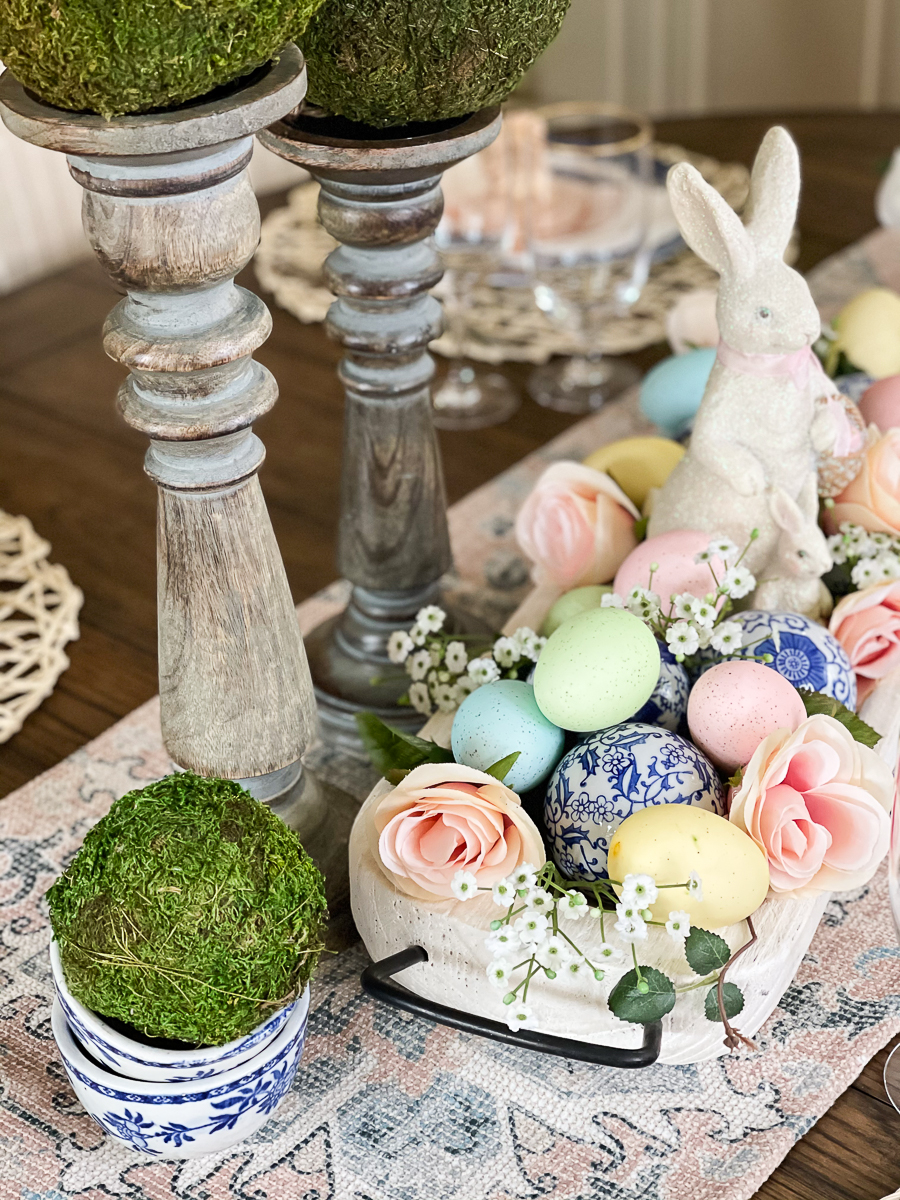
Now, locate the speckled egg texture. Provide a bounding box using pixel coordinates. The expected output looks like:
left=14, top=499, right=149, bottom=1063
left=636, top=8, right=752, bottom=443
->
left=451, top=680, right=565, bottom=792
left=613, top=530, right=726, bottom=613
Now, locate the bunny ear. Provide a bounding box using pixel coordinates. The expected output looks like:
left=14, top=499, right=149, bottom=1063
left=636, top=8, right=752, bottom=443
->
left=743, top=126, right=800, bottom=260
left=667, top=162, right=755, bottom=279
left=768, top=486, right=806, bottom=536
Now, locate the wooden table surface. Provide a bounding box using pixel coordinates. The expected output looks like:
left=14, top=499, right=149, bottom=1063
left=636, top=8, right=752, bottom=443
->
left=1, top=111, right=899, bottom=1198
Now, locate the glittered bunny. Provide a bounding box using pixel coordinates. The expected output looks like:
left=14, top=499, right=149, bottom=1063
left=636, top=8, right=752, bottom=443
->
left=648, top=127, right=837, bottom=587
left=751, top=487, right=834, bottom=622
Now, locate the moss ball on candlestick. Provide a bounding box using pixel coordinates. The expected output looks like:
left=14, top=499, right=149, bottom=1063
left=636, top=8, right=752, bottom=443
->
left=0, top=1, right=326, bottom=119
left=47, top=772, right=327, bottom=1047
left=299, top=0, right=572, bottom=129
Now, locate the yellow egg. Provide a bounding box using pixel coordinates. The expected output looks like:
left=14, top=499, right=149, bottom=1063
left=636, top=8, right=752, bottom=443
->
left=583, top=436, right=685, bottom=510
left=832, top=288, right=900, bottom=379
left=608, top=805, right=769, bottom=928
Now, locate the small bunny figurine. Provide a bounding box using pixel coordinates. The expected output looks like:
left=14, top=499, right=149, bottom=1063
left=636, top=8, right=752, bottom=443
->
left=648, top=127, right=836, bottom=575
left=751, top=487, right=833, bottom=622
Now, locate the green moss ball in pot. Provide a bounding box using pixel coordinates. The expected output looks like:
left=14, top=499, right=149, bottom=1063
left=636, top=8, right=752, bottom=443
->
left=299, top=0, right=572, bottom=129
left=47, top=772, right=327, bottom=1046
left=0, top=0, right=327, bottom=119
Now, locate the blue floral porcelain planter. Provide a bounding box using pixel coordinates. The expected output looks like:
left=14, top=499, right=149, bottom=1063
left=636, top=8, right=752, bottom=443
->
left=544, top=722, right=725, bottom=880
left=728, top=610, right=857, bottom=710
left=52, top=988, right=309, bottom=1159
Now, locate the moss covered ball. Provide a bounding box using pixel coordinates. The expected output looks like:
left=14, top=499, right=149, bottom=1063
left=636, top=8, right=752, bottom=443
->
left=300, top=0, right=572, bottom=129
left=47, top=773, right=327, bottom=1046
left=0, top=1, right=326, bottom=119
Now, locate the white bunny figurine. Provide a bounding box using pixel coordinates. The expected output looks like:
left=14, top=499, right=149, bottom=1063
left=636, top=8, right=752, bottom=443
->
left=648, top=127, right=836, bottom=573
left=751, top=487, right=833, bottom=622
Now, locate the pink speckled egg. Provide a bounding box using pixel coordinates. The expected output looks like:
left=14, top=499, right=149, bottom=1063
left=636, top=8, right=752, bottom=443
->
left=687, top=661, right=807, bottom=773
left=859, top=374, right=900, bottom=432
left=613, top=530, right=725, bottom=612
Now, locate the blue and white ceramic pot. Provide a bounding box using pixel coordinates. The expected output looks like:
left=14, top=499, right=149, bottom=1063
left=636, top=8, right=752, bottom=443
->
left=728, top=610, right=857, bottom=710
left=631, top=640, right=689, bottom=732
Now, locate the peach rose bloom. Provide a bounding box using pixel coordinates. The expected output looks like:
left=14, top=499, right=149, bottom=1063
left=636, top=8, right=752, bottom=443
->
left=730, top=714, right=892, bottom=897
left=826, top=428, right=900, bottom=535
left=373, top=763, right=546, bottom=901
left=829, top=581, right=900, bottom=704
left=515, top=461, right=640, bottom=590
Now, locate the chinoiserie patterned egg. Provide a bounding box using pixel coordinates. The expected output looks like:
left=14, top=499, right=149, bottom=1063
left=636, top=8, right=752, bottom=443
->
left=728, top=610, right=857, bottom=709
left=544, top=722, right=725, bottom=880
left=630, top=640, right=689, bottom=732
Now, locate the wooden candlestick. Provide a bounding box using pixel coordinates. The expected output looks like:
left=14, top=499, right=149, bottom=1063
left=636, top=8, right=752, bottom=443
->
left=0, top=49, right=316, bottom=801
left=259, top=108, right=502, bottom=748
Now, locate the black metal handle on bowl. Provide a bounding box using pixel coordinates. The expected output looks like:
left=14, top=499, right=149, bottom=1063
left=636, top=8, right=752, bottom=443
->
left=361, top=946, right=662, bottom=1068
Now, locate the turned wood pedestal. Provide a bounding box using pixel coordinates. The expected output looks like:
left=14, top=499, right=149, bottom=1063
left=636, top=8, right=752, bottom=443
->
left=259, top=108, right=503, bottom=750
left=0, top=50, right=317, bottom=802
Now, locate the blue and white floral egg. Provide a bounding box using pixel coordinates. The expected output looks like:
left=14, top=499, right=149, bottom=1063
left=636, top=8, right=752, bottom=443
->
left=630, top=640, right=689, bottom=732
left=544, top=722, right=725, bottom=880
left=728, top=610, right=856, bottom=710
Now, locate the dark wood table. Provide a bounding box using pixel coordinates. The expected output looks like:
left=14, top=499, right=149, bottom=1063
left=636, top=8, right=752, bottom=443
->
left=1, top=111, right=898, bottom=1199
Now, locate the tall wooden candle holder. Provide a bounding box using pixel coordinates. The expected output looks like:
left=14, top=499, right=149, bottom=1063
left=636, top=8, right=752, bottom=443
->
left=0, top=49, right=316, bottom=802
left=259, top=107, right=502, bottom=748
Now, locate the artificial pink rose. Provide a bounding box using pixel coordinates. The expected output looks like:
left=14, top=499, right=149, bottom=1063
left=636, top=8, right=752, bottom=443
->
left=829, top=581, right=900, bottom=704
left=729, top=714, right=892, bottom=896
left=515, top=461, right=640, bottom=589
left=826, top=428, right=900, bottom=535
left=373, top=763, right=546, bottom=901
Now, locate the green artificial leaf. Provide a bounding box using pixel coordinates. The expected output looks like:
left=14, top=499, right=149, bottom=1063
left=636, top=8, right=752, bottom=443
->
left=484, top=752, right=521, bottom=783
left=728, top=765, right=743, bottom=790
left=607, top=967, right=676, bottom=1024
left=798, top=689, right=881, bottom=749
left=684, top=927, right=731, bottom=976
left=354, top=712, right=454, bottom=779
left=704, top=982, right=745, bottom=1022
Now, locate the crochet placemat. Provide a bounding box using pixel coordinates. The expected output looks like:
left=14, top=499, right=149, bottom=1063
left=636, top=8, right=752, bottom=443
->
left=1, top=391, right=900, bottom=1200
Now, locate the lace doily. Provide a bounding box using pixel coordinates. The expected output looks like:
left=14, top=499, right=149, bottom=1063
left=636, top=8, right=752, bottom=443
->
left=255, top=143, right=751, bottom=363
left=0, top=512, right=83, bottom=743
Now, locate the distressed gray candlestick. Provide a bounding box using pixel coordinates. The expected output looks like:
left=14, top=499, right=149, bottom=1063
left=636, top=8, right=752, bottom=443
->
left=259, top=107, right=502, bottom=747
left=0, top=49, right=317, bottom=801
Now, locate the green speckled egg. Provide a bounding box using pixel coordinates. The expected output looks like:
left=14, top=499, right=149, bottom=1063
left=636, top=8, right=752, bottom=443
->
left=541, top=585, right=612, bottom=637
left=533, top=608, right=660, bottom=732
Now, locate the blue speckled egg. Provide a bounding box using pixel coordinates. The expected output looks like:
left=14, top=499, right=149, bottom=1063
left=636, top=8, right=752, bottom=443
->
left=631, top=640, right=689, bottom=732
left=639, top=347, right=716, bottom=438
left=452, top=680, right=565, bottom=792
left=544, top=722, right=725, bottom=879
left=728, top=610, right=857, bottom=710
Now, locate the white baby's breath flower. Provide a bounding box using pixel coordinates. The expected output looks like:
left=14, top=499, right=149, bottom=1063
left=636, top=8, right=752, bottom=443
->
left=505, top=1002, right=535, bottom=1032
left=596, top=942, right=625, bottom=964
left=601, top=593, right=624, bottom=608
left=709, top=537, right=739, bottom=562
left=620, top=873, right=658, bottom=906
left=408, top=681, right=432, bottom=716
left=416, top=605, right=446, bottom=633
left=666, top=620, right=700, bottom=657
left=485, top=926, right=520, bottom=956
left=710, top=620, right=743, bottom=654
left=696, top=624, right=713, bottom=649
left=565, top=959, right=586, bottom=979
left=406, top=648, right=432, bottom=682
left=443, top=641, right=468, bottom=674
left=387, top=630, right=414, bottom=664
left=615, top=915, right=648, bottom=943
left=409, top=622, right=427, bottom=646
left=514, top=911, right=549, bottom=945
left=454, top=677, right=479, bottom=704
left=827, top=533, right=848, bottom=565
left=512, top=627, right=544, bottom=662
left=615, top=901, right=640, bottom=922
left=868, top=532, right=893, bottom=548
left=671, top=593, right=700, bottom=620
left=693, top=600, right=717, bottom=628
left=492, top=636, right=520, bottom=669
left=851, top=559, right=878, bottom=587
left=486, top=959, right=513, bottom=989
left=557, top=890, right=589, bottom=920
left=694, top=548, right=714, bottom=564
left=509, top=863, right=538, bottom=891
left=687, top=871, right=703, bottom=901
left=536, top=936, right=573, bottom=970
left=873, top=553, right=900, bottom=581
left=666, top=910, right=691, bottom=940
left=721, top=566, right=756, bottom=599
left=468, top=656, right=501, bottom=685
left=433, top=682, right=459, bottom=713
left=450, top=870, right=478, bottom=901
left=525, top=887, right=554, bottom=914
left=492, top=878, right=516, bottom=907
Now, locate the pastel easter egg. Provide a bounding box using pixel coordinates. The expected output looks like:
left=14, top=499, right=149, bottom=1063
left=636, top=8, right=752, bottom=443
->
left=583, top=436, right=685, bottom=511
left=544, top=722, right=725, bottom=879
left=541, top=585, right=612, bottom=637
left=638, top=347, right=716, bottom=439
left=859, top=374, right=900, bottom=432
left=608, top=805, right=769, bottom=928
left=613, top=530, right=725, bottom=613
left=833, top=288, right=900, bottom=379
left=533, top=608, right=660, bottom=732
left=451, top=680, right=565, bottom=792
left=687, top=660, right=807, bottom=772
left=632, top=640, right=689, bottom=732
left=728, top=610, right=857, bottom=710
